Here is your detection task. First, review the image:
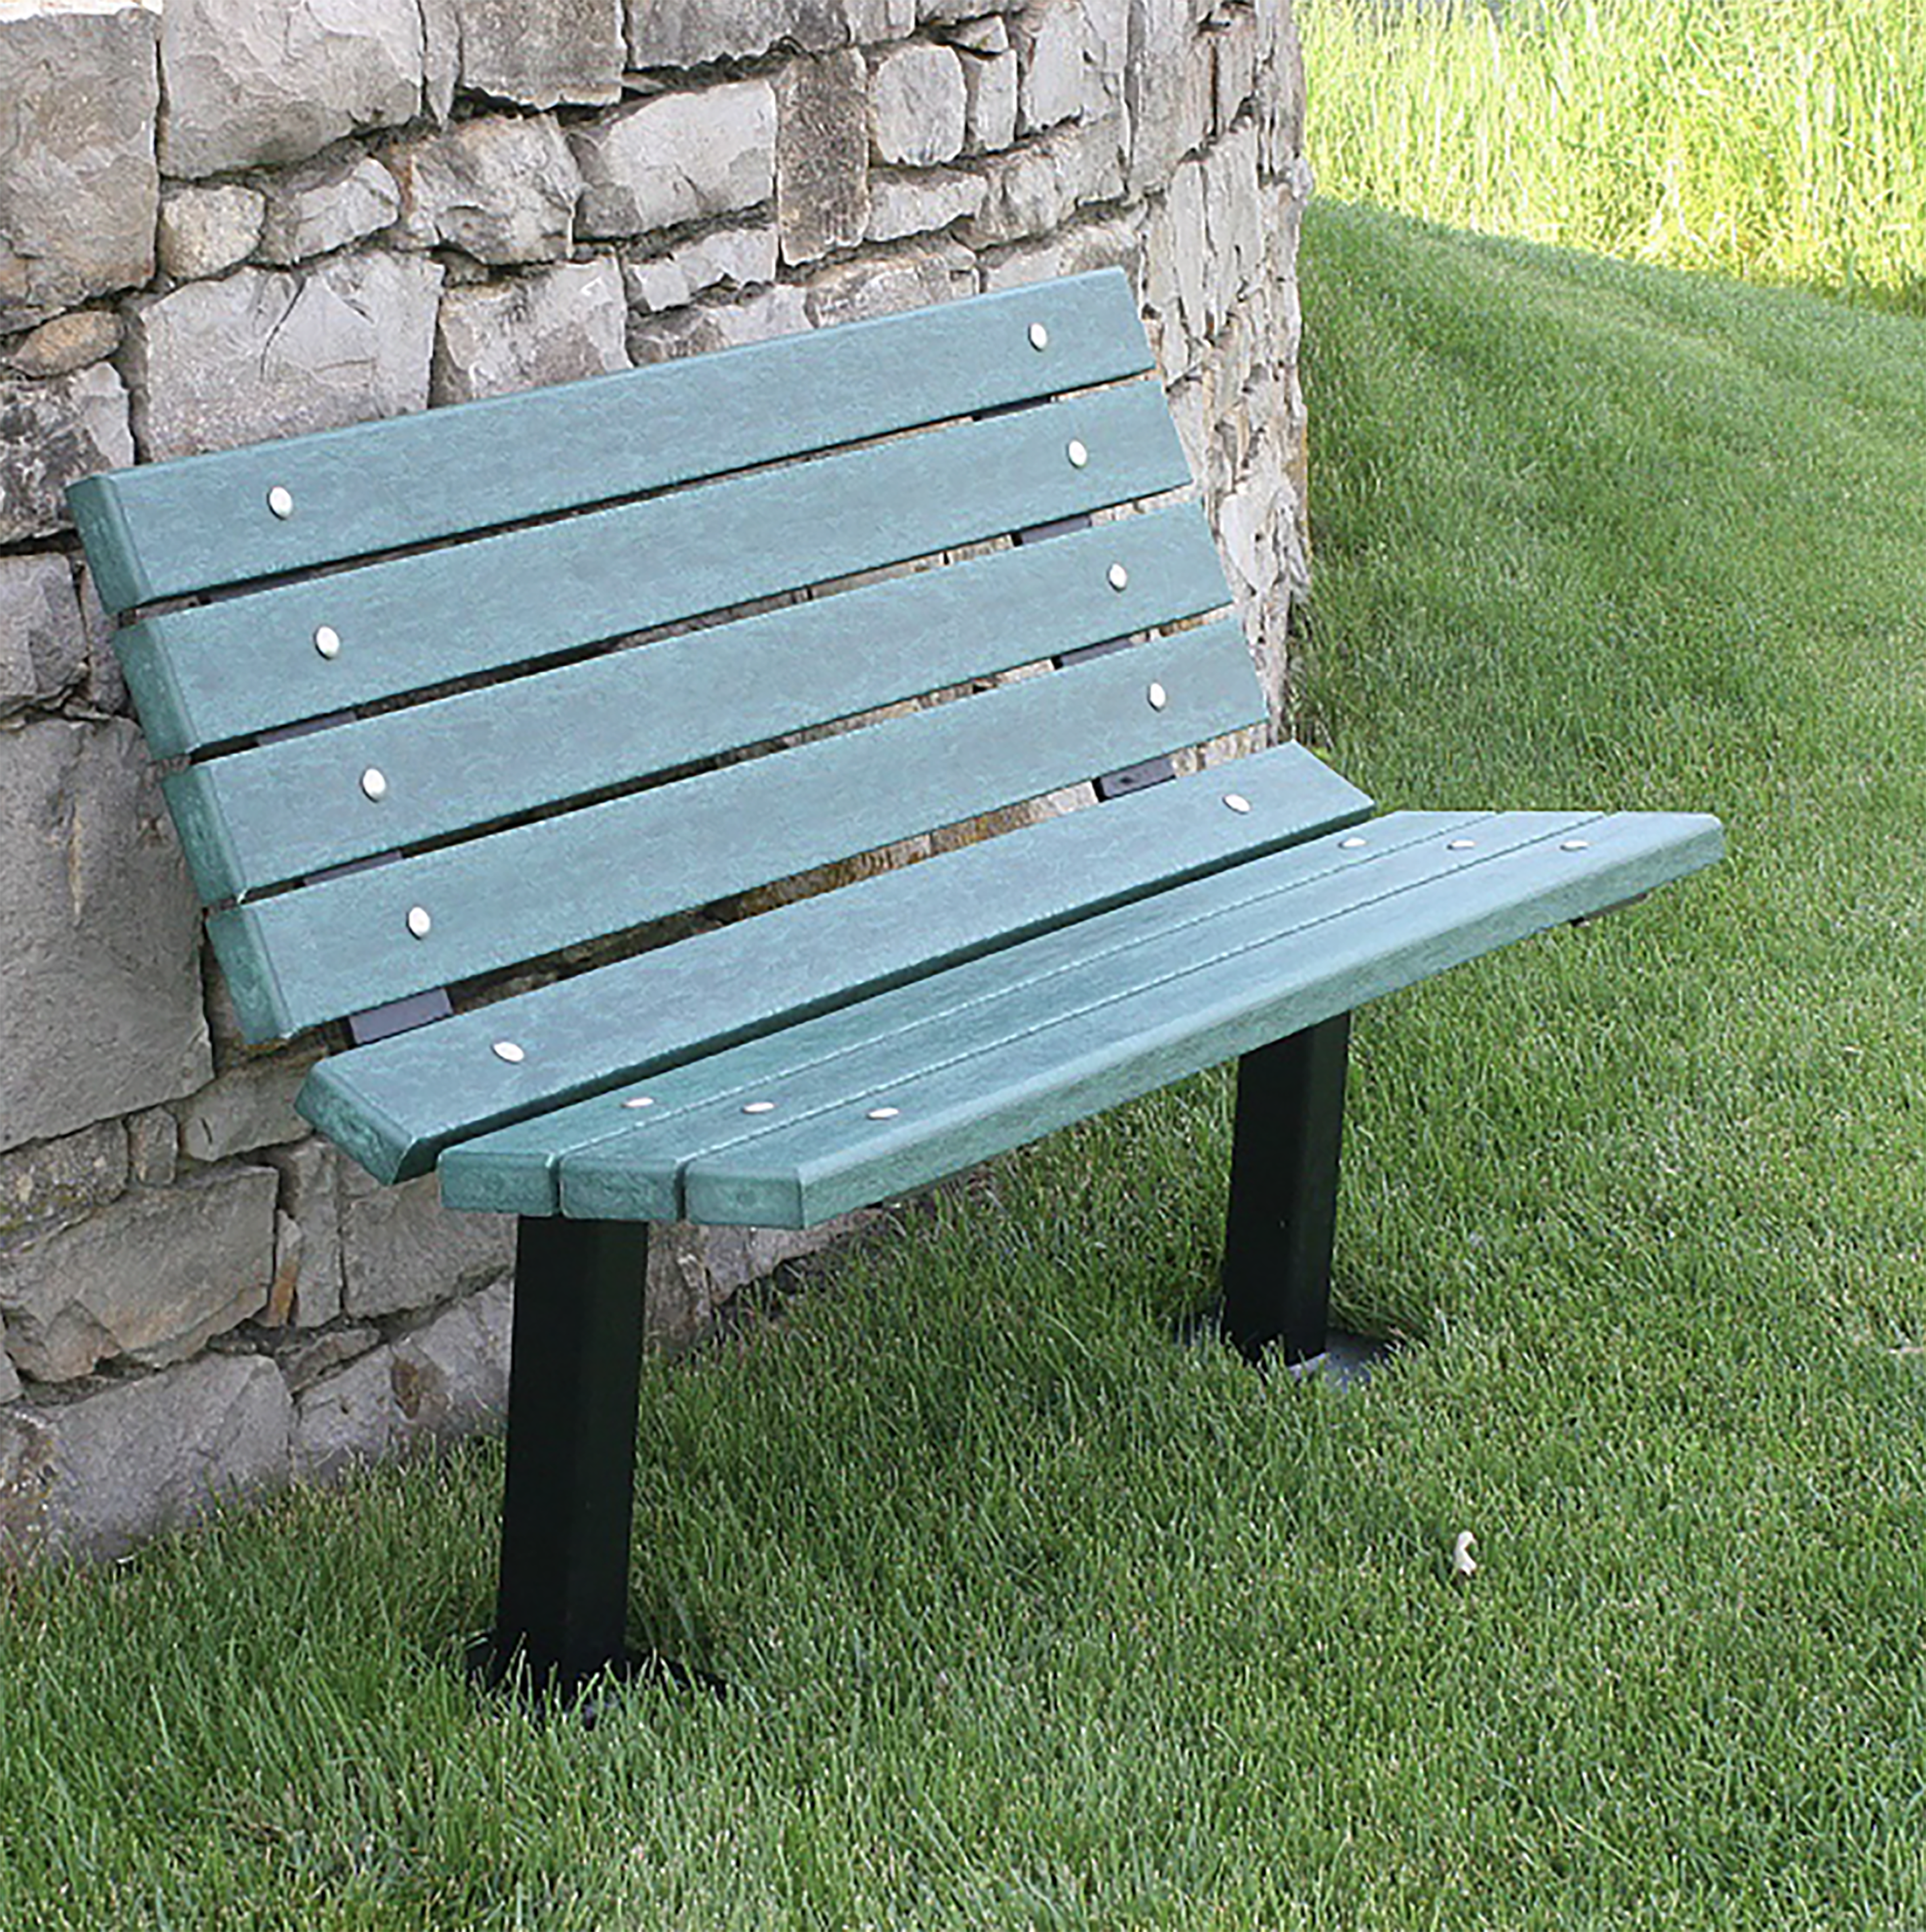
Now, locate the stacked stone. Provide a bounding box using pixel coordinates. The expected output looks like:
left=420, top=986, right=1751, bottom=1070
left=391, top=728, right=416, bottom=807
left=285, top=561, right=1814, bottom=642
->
left=0, top=0, right=1311, bottom=1558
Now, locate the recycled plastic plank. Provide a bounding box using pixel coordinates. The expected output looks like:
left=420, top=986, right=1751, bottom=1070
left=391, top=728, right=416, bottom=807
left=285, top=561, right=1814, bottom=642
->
left=529, top=808, right=1724, bottom=1227
left=116, top=381, right=1189, bottom=761
left=68, top=270, right=1152, bottom=612
left=159, top=508, right=1229, bottom=900
left=207, top=620, right=1265, bottom=1041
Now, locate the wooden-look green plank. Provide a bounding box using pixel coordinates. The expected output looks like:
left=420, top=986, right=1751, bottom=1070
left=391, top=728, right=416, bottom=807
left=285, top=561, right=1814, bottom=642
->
left=160, top=509, right=1229, bottom=902
left=67, top=271, right=1150, bottom=613
left=434, top=798, right=1472, bottom=1217
left=116, top=381, right=1188, bottom=760
left=528, top=811, right=1512, bottom=1221
left=211, top=620, right=1265, bottom=1042
left=307, top=745, right=1370, bottom=1186
left=557, top=809, right=1724, bottom=1228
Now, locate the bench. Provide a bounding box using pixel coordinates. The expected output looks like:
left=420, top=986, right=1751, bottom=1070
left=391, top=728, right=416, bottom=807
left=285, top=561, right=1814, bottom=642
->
left=67, top=270, right=1722, bottom=1700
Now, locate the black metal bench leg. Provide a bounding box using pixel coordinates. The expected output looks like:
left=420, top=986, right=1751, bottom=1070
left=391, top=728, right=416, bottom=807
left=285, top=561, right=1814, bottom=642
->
left=482, top=1215, right=649, bottom=1701
left=1220, top=1013, right=1352, bottom=1367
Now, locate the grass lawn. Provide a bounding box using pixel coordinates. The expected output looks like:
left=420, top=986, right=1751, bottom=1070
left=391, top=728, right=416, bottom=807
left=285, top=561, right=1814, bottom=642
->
left=5, top=206, right=1926, bottom=1927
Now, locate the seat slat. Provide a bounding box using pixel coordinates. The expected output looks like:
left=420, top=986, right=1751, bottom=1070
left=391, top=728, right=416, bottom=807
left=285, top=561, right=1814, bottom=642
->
left=162, top=508, right=1229, bottom=902
left=119, top=381, right=1188, bottom=760
left=455, top=811, right=1506, bottom=1218
left=436, top=796, right=1468, bottom=1217
left=528, top=809, right=1724, bottom=1228
left=68, top=271, right=1151, bottom=613
left=322, top=745, right=1367, bottom=1189
left=209, top=619, right=1266, bottom=1042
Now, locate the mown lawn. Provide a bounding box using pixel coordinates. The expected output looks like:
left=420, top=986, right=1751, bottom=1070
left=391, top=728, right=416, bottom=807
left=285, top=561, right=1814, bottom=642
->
left=4, top=207, right=1925, bottom=1927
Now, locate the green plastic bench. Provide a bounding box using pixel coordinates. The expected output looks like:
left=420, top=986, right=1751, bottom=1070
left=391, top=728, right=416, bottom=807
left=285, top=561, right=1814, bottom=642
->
left=68, top=270, right=1721, bottom=1699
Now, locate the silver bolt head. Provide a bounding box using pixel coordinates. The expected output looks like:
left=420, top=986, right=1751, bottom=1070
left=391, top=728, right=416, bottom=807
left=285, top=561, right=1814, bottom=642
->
left=1340, top=835, right=1368, bottom=850
left=621, top=1096, right=655, bottom=1109
left=1107, top=562, right=1129, bottom=592
left=1447, top=838, right=1478, bottom=851
left=314, top=624, right=341, bottom=660
left=1561, top=837, right=1592, bottom=851
left=1223, top=793, right=1252, bottom=814
left=867, top=1106, right=901, bottom=1121
left=1146, top=681, right=1168, bottom=711
left=267, top=485, right=295, bottom=520
left=1066, top=438, right=1089, bottom=468
left=360, top=767, right=388, bottom=802
left=1028, top=321, right=1050, bottom=351
left=492, top=1041, right=525, bottom=1064
left=742, top=1100, right=777, bottom=1115
left=405, top=905, right=431, bottom=939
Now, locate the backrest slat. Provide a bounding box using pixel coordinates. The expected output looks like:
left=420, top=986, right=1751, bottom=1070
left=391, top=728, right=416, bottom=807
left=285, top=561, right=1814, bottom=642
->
left=206, top=620, right=1265, bottom=1040
left=119, top=381, right=1185, bottom=758
left=68, top=273, right=1149, bottom=612
left=163, top=508, right=1230, bottom=902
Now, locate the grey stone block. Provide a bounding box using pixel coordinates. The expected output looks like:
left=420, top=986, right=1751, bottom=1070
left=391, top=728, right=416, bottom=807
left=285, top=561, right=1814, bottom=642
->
left=455, top=0, right=624, bottom=106
left=388, top=116, right=581, bottom=265
left=570, top=83, right=776, bottom=241
left=777, top=50, right=870, bottom=265
left=947, top=13, right=1008, bottom=53
left=866, top=169, right=987, bottom=243
left=32, top=1354, right=293, bottom=1560
left=0, top=1403, right=52, bottom=1554
left=74, top=562, right=126, bottom=717
left=870, top=43, right=966, bottom=165
left=257, top=153, right=401, bottom=266
left=626, top=0, right=850, bottom=69
left=2, top=312, right=122, bottom=380
left=848, top=0, right=916, bottom=37
left=432, top=259, right=630, bottom=406
left=0, top=553, right=86, bottom=718
left=1126, top=0, right=1213, bottom=192
left=980, top=215, right=1138, bottom=292
left=806, top=245, right=975, bottom=327
left=290, top=1342, right=394, bottom=1479
left=0, top=1122, right=129, bottom=1241
left=263, top=1139, right=343, bottom=1329
left=177, top=1057, right=315, bottom=1165
left=624, top=224, right=778, bottom=313
left=125, top=254, right=442, bottom=462
left=339, top=1166, right=514, bottom=1322
left=0, top=1164, right=275, bottom=1383
left=627, top=284, right=810, bottom=365
left=1018, top=2, right=1089, bottom=134
left=0, top=718, right=210, bottom=1156
left=0, top=362, right=133, bottom=543
left=962, top=119, right=1125, bottom=246
left=293, top=1277, right=511, bottom=1481
left=0, top=1, right=160, bottom=329
left=961, top=47, right=1017, bottom=153
left=157, top=0, right=425, bottom=179
left=0, top=1326, right=17, bottom=1404
left=645, top=1218, right=853, bottom=1344
left=156, top=185, right=266, bottom=283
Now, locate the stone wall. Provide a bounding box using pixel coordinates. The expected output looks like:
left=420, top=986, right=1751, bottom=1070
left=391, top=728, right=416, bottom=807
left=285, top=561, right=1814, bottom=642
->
left=0, top=0, right=1311, bottom=1557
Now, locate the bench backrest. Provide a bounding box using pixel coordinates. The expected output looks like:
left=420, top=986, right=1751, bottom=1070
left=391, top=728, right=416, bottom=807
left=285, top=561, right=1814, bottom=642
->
left=69, top=271, right=1267, bottom=1046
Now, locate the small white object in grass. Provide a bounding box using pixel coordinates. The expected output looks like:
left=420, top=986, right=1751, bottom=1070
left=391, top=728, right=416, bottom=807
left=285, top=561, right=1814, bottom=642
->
left=1451, top=1530, right=1478, bottom=1580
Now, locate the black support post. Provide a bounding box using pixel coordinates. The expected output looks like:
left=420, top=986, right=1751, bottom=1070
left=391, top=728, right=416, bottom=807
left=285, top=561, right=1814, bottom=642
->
left=1219, top=1012, right=1351, bottom=1366
left=482, top=1215, right=650, bottom=1700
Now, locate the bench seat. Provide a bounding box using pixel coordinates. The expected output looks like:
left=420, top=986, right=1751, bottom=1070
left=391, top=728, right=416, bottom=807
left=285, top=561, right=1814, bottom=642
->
left=440, top=804, right=1718, bottom=1229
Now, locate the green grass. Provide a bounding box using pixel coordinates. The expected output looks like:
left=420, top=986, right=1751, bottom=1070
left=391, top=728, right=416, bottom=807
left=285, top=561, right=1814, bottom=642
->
left=1302, top=0, right=1926, bottom=310
left=7, top=209, right=1926, bottom=1925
